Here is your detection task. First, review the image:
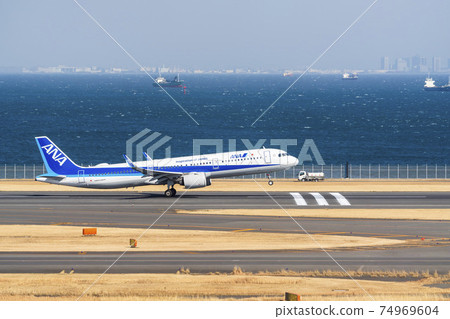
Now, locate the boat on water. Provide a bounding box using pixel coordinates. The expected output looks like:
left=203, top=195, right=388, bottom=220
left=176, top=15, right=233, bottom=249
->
left=153, top=74, right=184, bottom=88
left=283, top=71, right=293, bottom=77
left=342, top=72, right=358, bottom=80
left=424, top=76, right=450, bottom=91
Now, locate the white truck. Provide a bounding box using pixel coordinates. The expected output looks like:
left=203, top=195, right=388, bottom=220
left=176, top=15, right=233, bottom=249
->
left=297, top=171, right=324, bottom=182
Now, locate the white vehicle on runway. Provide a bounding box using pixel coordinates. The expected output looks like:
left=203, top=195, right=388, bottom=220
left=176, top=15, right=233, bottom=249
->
left=297, top=170, right=324, bottom=182
left=35, top=136, right=299, bottom=197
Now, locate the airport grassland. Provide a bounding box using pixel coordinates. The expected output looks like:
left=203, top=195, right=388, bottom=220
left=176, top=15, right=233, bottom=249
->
left=1, top=179, right=450, bottom=192
left=176, top=208, right=450, bottom=221
left=0, top=270, right=448, bottom=301
left=0, top=225, right=402, bottom=252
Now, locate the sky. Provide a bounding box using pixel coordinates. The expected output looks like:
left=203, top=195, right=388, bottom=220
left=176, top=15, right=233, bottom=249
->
left=1, top=0, right=450, bottom=70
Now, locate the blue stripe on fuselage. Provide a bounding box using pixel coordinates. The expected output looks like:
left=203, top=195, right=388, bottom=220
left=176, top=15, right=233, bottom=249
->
left=61, top=164, right=276, bottom=177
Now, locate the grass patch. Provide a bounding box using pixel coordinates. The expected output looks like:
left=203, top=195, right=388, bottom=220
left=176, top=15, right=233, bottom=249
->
left=0, top=224, right=403, bottom=252
left=1, top=179, right=450, bottom=193
left=0, top=270, right=448, bottom=301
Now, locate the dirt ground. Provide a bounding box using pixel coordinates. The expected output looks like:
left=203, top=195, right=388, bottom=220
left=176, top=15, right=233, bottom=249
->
left=1, top=179, right=450, bottom=192
left=0, top=225, right=402, bottom=252
left=176, top=208, right=450, bottom=221
left=0, top=271, right=447, bottom=301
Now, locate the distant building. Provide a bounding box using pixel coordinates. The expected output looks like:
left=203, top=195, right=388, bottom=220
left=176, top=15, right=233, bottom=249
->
left=159, top=66, right=170, bottom=73
left=380, top=56, right=390, bottom=70
left=411, top=55, right=427, bottom=73
left=432, top=57, right=442, bottom=72
left=395, top=58, right=409, bottom=72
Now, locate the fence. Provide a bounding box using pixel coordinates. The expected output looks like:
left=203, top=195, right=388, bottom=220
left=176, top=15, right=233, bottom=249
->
left=1, top=164, right=46, bottom=179
left=236, top=164, right=449, bottom=179
left=1, top=164, right=448, bottom=180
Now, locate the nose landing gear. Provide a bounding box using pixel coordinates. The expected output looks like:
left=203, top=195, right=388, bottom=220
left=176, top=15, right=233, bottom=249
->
left=266, top=173, right=274, bottom=186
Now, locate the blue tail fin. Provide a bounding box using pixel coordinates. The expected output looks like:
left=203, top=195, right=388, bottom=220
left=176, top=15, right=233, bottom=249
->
left=35, top=136, right=80, bottom=175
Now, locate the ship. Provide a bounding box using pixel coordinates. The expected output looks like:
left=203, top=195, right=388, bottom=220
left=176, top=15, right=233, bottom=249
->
left=342, top=72, right=358, bottom=80
left=153, top=74, right=184, bottom=88
left=283, top=71, right=293, bottom=77
left=424, top=76, right=450, bottom=91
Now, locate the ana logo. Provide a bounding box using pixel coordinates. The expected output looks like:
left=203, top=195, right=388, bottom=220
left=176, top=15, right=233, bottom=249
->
left=231, top=153, right=248, bottom=159
left=41, top=144, right=67, bottom=166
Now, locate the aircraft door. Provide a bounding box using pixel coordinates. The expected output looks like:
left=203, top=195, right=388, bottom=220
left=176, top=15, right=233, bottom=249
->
left=213, top=158, right=219, bottom=169
left=78, top=170, right=86, bottom=184
left=264, top=150, right=271, bottom=163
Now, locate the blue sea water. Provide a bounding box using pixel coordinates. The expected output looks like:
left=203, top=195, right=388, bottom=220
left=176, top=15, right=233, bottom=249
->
left=0, top=73, right=449, bottom=165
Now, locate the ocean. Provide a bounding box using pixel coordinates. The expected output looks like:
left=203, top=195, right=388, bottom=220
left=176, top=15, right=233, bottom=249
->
left=0, top=73, right=449, bottom=165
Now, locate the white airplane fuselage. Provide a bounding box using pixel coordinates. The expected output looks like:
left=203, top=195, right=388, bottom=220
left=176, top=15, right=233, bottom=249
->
left=35, top=136, right=299, bottom=192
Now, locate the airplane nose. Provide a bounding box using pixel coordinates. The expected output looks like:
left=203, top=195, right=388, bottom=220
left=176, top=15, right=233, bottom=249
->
left=290, top=156, right=299, bottom=166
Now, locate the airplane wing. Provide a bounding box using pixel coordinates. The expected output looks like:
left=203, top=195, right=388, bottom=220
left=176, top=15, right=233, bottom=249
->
left=123, top=154, right=182, bottom=178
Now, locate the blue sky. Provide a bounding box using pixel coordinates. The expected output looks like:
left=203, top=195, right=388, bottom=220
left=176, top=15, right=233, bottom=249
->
left=1, top=0, right=450, bottom=69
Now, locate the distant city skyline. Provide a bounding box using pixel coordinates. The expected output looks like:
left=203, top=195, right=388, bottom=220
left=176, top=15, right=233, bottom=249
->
left=380, top=55, right=450, bottom=73
left=10, top=54, right=450, bottom=75
left=2, top=1, right=450, bottom=71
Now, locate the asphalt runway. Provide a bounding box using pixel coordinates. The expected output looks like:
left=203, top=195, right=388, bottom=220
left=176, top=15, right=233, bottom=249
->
left=1, top=247, right=449, bottom=274
left=1, top=191, right=450, bottom=210
left=0, top=191, right=449, bottom=274
left=0, top=192, right=449, bottom=239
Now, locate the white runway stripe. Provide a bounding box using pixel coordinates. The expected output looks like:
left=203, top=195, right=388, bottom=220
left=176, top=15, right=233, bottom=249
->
left=289, top=192, right=307, bottom=206
left=330, top=192, right=351, bottom=206
left=310, top=192, right=329, bottom=206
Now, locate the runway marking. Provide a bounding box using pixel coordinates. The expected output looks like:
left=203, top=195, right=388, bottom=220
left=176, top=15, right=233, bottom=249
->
left=330, top=193, right=351, bottom=206
left=310, top=193, right=329, bottom=206
left=289, top=192, right=307, bottom=206
left=3, top=204, right=450, bottom=208
left=354, top=195, right=427, bottom=198
left=369, top=234, right=410, bottom=238
left=232, top=228, right=255, bottom=232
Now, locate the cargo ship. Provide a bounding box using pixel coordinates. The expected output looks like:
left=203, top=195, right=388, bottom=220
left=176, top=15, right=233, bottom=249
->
left=424, top=77, right=450, bottom=91
left=153, top=74, right=184, bottom=88
left=342, top=72, right=358, bottom=80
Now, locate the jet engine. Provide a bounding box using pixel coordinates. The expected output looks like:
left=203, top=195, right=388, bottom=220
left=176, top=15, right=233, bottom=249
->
left=181, top=173, right=211, bottom=189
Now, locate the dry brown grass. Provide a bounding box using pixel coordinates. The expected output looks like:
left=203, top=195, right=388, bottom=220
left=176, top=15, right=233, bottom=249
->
left=0, top=270, right=448, bottom=301
left=0, top=225, right=403, bottom=252
left=176, top=208, right=450, bottom=221
left=1, top=179, right=450, bottom=192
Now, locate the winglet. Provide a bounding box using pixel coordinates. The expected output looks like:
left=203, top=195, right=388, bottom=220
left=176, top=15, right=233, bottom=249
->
left=123, top=154, right=135, bottom=168
left=123, top=154, right=148, bottom=175
left=143, top=152, right=153, bottom=162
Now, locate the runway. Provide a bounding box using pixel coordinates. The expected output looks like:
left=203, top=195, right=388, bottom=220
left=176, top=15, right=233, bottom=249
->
left=0, top=190, right=449, bottom=274
left=2, top=191, right=450, bottom=209
left=0, top=192, right=449, bottom=239
left=0, top=247, right=449, bottom=274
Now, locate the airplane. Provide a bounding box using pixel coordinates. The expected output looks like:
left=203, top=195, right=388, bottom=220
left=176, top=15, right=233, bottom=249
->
left=35, top=136, right=299, bottom=197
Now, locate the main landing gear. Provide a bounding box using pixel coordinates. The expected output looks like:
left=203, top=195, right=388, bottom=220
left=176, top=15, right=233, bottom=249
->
left=164, top=188, right=177, bottom=197
left=266, top=173, right=274, bottom=186
left=164, top=181, right=177, bottom=197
